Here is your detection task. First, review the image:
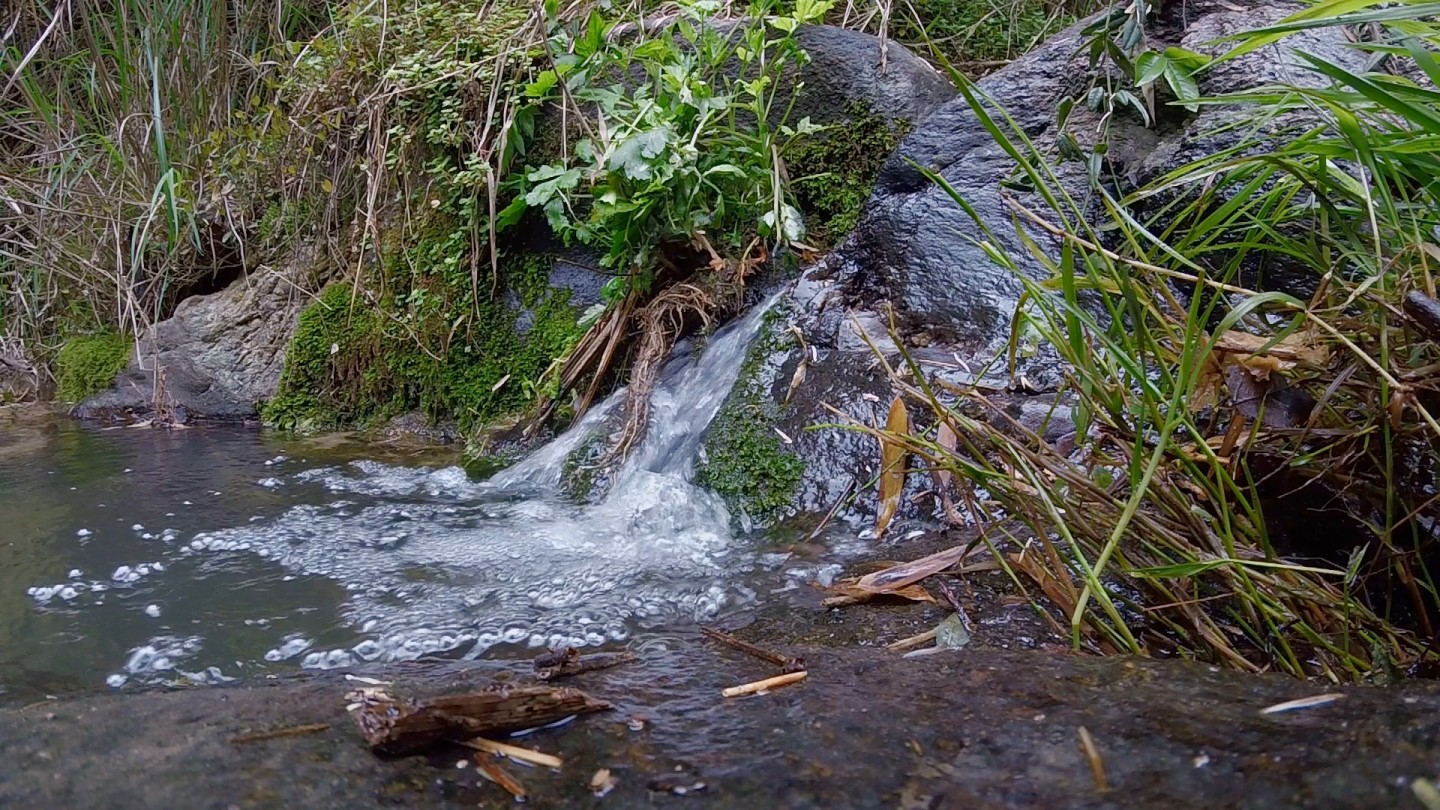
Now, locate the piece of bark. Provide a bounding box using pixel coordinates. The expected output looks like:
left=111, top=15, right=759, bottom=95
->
left=354, top=685, right=612, bottom=755
left=535, top=650, right=638, bottom=681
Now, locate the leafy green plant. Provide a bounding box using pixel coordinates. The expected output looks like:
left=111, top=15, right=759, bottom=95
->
left=55, top=333, right=131, bottom=402
left=515, top=0, right=832, bottom=297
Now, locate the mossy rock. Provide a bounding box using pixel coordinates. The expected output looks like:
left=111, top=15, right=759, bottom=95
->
left=695, top=306, right=805, bottom=525
left=789, top=102, right=912, bottom=246
left=55, top=333, right=131, bottom=403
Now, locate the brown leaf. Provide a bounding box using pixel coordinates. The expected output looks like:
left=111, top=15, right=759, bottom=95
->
left=854, top=544, right=977, bottom=594
left=1225, top=364, right=1315, bottom=428
left=1213, top=330, right=1328, bottom=367
left=875, top=396, right=910, bottom=539
left=823, top=581, right=934, bottom=608
left=932, top=421, right=958, bottom=492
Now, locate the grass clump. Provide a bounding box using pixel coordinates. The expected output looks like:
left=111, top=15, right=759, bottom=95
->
left=54, top=333, right=130, bottom=403
left=857, top=2, right=1440, bottom=682
left=696, top=311, right=804, bottom=524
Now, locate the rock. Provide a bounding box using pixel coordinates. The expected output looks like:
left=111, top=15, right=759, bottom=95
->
left=82, top=244, right=326, bottom=420
left=711, top=0, right=1369, bottom=528
left=785, top=25, right=955, bottom=126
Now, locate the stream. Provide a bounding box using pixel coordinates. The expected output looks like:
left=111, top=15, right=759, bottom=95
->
left=0, top=298, right=852, bottom=704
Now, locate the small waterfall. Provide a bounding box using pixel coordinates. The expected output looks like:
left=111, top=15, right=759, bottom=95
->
left=181, top=294, right=785, bottom=668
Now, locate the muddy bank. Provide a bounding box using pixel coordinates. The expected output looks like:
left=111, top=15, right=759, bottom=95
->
left=3, top=626, right=1438, bottom=808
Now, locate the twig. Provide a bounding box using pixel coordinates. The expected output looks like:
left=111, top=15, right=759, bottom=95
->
left=721, top=671, right=808, bottom=697
left=886, top=628, right=938, bottom=651
left=1077, top=726, right=1109, bottom=792
left=804, top=477, right=856, bottom=543
left=229, top=723, right=331, bottom=744
left=701, top=627, right=806, bottom=673
left=461, top=738, right=562, bottom=769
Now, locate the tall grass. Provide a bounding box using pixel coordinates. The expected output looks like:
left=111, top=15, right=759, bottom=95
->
left=0, top=1, right=325, bottom=362
left=879, top=1, right=1440, bottom=680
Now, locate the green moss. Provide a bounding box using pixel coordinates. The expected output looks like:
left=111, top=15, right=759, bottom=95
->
left=788, top=103, right=910, bottom=246
left=263, top=245, right=584, bottom=433
left=894, top=0, right=1081, bottom=66
left=695, top=309, right=805, bottom=523
left=54, top=332, right=130, bottom=402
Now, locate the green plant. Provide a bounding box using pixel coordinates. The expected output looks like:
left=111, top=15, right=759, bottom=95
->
left=874, top=0, right=1440, bottom=680
left=54, top=333, right=131, bottom=402
left=515, top=0, right=832, bottom=294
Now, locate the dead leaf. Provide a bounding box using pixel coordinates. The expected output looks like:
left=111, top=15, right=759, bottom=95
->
left=854, top=544, right=978, bottom=594
left=1213, top=330, right=1328, bottom=367
left=1225, top=364, right=1315, bottom=428
left=823, top=581, right=934, bottom=608
left=875, top=396, right=909, bottom=539
left=932, top=421, right=957, bottom=492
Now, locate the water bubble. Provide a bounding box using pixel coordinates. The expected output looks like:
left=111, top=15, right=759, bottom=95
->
left=144, top=604, right=161, bottom=618
left=105, top=674, right=127, bottom=688
left=76, top=528, right=92, bottom=537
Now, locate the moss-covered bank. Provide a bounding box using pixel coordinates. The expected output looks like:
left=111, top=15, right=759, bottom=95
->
left=262, top=250, right=583, bottom=433
left=54, top=333, right=130, bottom=403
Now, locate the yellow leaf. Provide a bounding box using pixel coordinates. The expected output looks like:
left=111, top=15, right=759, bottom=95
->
left=874, top=395, right=909, bottom=539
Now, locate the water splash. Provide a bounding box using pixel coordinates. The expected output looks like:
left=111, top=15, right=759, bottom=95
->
left=185, top=295, right=783, bottom=667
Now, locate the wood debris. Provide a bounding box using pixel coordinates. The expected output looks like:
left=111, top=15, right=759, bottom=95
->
left=700, top=626, right=805, bottom=673
left=1078, top=726, right=1109, bottom=792
left=352, top=685, right=612, bottom=754
left=475, top=755, right=528, bottom=800
left=532, top=646, right=638, bottom=681
left=590, top=768, right=618, bottom=798
left=721, top=670, right=808, bottom=697
left=1260, top=693, right=1345, bottom=714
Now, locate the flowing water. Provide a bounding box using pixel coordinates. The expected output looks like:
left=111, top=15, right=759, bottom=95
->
left=0, top=298, right=843, bottom=704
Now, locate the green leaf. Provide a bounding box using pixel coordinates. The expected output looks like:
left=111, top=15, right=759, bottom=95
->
left=608, top=127, right=672, bottom=181
left=1135, top=51, right=1167, bottom=85
left=496, top=196, right=527, bottom=231
left=524, top=164, right=581, bottom=206
left=526, top=70, right=558, bottom=98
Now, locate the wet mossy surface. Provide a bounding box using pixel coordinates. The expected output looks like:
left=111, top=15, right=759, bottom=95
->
left=788, top=102, right=911, bottom=246
left=262, top=247, right=582, bottom=434
left=695, top=306, right=804, bottom=525
left=54, top=333, right=130, bottom=403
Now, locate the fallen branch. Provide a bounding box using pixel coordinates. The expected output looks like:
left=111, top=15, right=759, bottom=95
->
left=721, top=671, right=808, bottom=697
left=353, top=686, right=612, bottom=754
left=701, top=627, right=805, bottom=673
left=461, top=738, right=563, bottom=769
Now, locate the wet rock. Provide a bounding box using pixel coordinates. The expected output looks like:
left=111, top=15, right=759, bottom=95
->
left=82, top=244, right=327, bottom=420
left=784, top=25, right=955, bottom=127
left=716, top=1, right=1371, bottom=526
left=2, top=644, right=1438, bottom=809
